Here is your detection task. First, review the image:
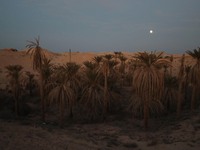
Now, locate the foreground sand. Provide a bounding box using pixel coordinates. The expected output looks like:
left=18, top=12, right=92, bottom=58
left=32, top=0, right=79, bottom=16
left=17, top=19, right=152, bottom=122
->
left=0, top=113, right=200, bottom=150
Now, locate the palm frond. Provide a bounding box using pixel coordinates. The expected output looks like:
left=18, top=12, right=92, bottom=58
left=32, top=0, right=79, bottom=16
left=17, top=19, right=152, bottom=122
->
left=26, top=37, right=46, bottom=71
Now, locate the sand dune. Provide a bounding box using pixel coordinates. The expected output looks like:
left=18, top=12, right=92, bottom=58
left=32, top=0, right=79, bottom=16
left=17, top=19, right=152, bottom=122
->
left=0, top=48, right=195, bottom=88
left=0, top=48, right=195, bottom=76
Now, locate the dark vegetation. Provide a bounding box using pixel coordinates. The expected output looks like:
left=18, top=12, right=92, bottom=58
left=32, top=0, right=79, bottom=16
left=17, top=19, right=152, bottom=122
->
left=0, top=37, right=200, bottom=130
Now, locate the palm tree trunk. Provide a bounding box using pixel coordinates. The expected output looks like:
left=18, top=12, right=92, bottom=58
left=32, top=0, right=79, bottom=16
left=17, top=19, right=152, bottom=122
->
left=14, top=97, right=19, bottom=117
left=177, top=81, right=183, bottom=117
left=69, top=106, right=73, bottom=119
left=41, top=89, right=45, bottom=122
left=29, top=78, right=33, bottom=96
left=184, top=74, right=188, bottom=102
left=14, top=87, right=19, bottom=117
left=40, top=76, right=46, bottom=122
left=103, top=73, right=108, bottom=116
left=144, top=75, right=153, bottom=130
left=143, top=100, right=149, bottom=130
left=59, top=104, right=64, bottom=127
left=170, top=66, right=172, bottom=76
left=166, top=90, right=170, bottom=111
left=191, top=85, right=196, bottom=112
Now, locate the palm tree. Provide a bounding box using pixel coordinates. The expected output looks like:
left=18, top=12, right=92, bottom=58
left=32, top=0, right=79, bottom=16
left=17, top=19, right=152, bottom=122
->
left=40, top=57, right=54, bottom=119
left=23, top=71, right=36, bottom=96
left=80, top=68, right=104, bottom=120
left=104, top=54, right=113, bottom=61
left=163, top=75, right=178, bottom=112
left=48, top=62, right=80, bottom=126
left=178, top=54, right=185, bottom=80
left=5, top=65, right=23, bottom=117
left=186, top=48, right=200, bottom=111
left=118, top=55, right=127, bottom=86
left=93, top=56, right=103, bottom=66
left=126, top=59, right=139, bottom=86
left=26, top=37, right=45, bottom=71
left=177, top=54, right=185, bottom=117
left=118, top=55, right=127, bottom=74
left=132, top=51, right=170, bottom=129
left=99, top=54, right=114, bottom=116
left=83, top=61, right=97, bottom=71
left=163, top=65, right=169, bottom=77
left=184, top=65, right=191, bottom=102
left=114, top=51, right=122, bottom=62
left=48, top=71, right=74, bottom=127
left=60, top=62, right=81, bottom=118
left=26, top=37, right=47, bottom=122
left=163, top=55, right=172, bottom=77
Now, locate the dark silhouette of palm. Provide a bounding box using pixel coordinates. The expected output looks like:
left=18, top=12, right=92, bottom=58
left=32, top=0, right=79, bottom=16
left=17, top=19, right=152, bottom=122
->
left=59, top=62, right=81, bottom=118
left=47, top=62, right=80, bottom=125
left=99, top=55, right=114, bottom=116
left=48, top=64, right=76, bottom=126
left=93, top=56, right=103, bottom=66
left=26, top=37, right=47, bottom=122
left=118, top=55, right=127, bottom=74
left=26, top=37, right=45, bottom=71
left=177, top=54, right=185, bottom=117
left=23, top=71, right=36, bottom=96
left=48, top=75, right=74, bottom=127
left=118, top=55, right=127, bottom=86
left=83, top=61, right=97, bottom=71
left=186, top=48, right=200, bottom=111
left=132, top=51, right=170, bottom=129
left=184, top=65, right=191, bottom=102
left=163, top=75, right=178, bottom=111
left=80, top=68, right=104, bottom=120
left=40, top=57, right=53, bottom=120
left=5, top=65, right=23, bottom=117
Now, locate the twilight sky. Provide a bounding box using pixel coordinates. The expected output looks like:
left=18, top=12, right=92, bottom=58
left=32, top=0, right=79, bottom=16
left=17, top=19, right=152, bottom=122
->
left=0, top=0, right=200, bottom=53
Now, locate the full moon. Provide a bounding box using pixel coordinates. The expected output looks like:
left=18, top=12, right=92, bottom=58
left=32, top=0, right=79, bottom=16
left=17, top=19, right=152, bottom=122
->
left=150, top=30, right=154, bottom=34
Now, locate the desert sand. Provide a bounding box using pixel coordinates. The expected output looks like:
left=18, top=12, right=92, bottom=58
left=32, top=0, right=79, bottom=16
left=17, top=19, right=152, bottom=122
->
left=0, top=48, right=199, bottom=150
left=0, top=114, right=200, bottom=150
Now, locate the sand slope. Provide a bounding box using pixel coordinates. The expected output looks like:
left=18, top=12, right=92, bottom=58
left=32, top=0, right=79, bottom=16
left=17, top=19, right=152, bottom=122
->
left=0, top=114, right=200, bottom=150
left=0, top=48, right=195, bottom=89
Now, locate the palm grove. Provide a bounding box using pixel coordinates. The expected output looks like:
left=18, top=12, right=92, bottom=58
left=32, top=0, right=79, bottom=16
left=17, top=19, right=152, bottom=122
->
left=3, top=37, right=200, bottom=129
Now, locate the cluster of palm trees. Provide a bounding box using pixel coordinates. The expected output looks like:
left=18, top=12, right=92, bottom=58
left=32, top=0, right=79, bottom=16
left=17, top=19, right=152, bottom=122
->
left=4, top=37, right=200, bottom=129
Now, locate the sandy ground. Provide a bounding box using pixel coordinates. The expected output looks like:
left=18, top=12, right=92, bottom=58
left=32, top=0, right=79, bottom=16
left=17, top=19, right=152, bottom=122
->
left=0, top=113, right=200, bottom=150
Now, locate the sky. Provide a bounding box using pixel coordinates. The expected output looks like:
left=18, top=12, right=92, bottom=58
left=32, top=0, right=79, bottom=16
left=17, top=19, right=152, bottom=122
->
left=0, top=0, right=200, bottom=53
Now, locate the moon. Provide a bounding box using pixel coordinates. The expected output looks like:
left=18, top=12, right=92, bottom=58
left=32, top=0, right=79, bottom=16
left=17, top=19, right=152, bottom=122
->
left=150, top=30, right=154, bottom=34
